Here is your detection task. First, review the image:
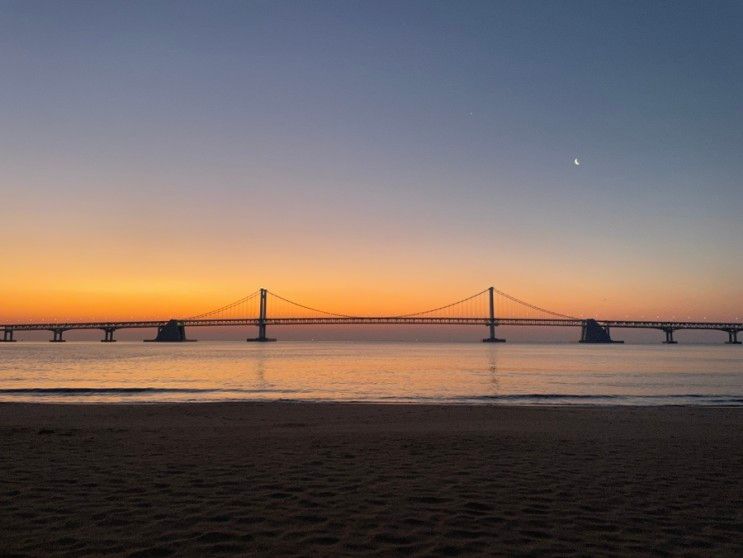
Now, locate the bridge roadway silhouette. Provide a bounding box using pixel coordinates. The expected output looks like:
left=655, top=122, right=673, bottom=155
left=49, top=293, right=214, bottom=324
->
left=1, top=287, right=741, bottom=344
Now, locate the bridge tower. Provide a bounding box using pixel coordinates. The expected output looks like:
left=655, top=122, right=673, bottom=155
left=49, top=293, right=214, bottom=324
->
left=482, top=287, right=506, bottom=343
left=247, top=288, right=276, bottom=342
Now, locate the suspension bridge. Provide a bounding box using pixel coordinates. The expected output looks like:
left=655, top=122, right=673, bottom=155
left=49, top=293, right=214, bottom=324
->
left=1, top=287, right=741, bottom=344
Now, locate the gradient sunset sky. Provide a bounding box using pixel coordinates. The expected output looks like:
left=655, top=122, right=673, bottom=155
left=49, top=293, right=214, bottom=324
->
left=1, top=0, right=741, bottom=325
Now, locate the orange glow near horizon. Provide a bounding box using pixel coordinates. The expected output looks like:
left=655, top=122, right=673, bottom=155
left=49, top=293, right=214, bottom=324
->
left=2, top=147, right=740, bottom=324
left=2, top=273, right=741, bottom=324
left=1, top=176, right=740, bottom=325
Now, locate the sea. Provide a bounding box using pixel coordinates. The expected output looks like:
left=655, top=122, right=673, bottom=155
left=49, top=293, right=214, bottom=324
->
left=1, top=341, right=742, bottom=405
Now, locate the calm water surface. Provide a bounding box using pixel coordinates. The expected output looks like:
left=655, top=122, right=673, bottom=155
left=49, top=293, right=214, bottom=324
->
left=1, top=341, right=742, bottom=405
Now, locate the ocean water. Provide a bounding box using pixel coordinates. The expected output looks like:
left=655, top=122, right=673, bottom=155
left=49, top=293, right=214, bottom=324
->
left=0, top=341, right=742, bottom=405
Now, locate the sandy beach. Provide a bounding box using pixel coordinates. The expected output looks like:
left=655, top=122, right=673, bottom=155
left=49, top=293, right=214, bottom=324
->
left=1, top=403, right=742, bottom=556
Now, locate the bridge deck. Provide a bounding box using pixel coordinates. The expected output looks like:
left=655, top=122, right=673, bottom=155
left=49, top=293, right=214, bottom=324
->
left=2, top=317, right=741, bottom=332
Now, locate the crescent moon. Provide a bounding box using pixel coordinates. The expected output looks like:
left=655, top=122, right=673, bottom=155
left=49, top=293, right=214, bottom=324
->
left=574, top=158, right=580, bottom=166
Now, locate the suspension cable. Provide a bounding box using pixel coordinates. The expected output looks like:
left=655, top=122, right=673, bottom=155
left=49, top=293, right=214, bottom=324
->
left=267, top=291, right=356, bottom=318
left=393, top=289, right=490, bottom=317
left=188, top=290, right=261, bottom=319
left=493, top=288, right=578, bottom=319
left=188, top=286, right=577, bottom=320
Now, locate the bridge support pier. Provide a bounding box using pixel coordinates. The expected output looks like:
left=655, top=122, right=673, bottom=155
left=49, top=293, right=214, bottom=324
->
left=663, top=328, right=678, bottom=344
left=482, top=287, right=505, bottom=343
left=580, top=319, right=623, bottom=343
left=101, top=328, right=117, bottom=342
left=50, top=329, right=66, bottom=343
left=1, top=329, right=15, bottom=342
left=726, top=330, right=741, bottom=344
left=247, top=288, right=276, bottom=342
left=482, top=335, right=506, bottom=343
left=146, top=320, right=194, bottom=342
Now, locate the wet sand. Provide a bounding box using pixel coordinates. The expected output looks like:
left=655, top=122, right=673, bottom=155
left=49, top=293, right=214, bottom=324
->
left=1, top=403, right=742, bottom=556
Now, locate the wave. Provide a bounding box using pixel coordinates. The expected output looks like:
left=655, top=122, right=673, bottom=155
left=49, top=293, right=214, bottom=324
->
left=465, top=393, right=743, bottom=400
left=0, top=389, right=742, bottom=405
left=0, top=388, right=295, bottom=395
left=451, top=394, right=743, bottom=405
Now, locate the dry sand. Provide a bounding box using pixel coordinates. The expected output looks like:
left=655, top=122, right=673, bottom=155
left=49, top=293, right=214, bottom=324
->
left=1, top=403, right=742, bottom=556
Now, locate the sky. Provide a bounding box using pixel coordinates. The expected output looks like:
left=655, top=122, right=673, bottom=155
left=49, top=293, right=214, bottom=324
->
left=1, top=0, right=742, bottom=333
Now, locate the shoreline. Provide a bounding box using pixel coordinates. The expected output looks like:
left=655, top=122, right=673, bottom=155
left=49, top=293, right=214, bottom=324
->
left=1, top=398, right=743, bottom=407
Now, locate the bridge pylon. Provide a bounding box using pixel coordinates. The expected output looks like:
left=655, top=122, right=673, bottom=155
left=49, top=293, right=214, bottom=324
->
left=482, top=287, right=505, bottom=343
left=50, top=328, right=66, bottom=342
left=101, top=327, right=117, bottom=343
left=247, top=288, right=276, bottom=342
